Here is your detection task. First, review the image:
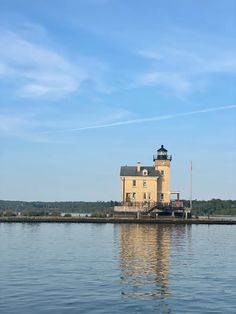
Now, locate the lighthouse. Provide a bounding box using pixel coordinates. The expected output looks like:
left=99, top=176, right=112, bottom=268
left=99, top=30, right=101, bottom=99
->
left=114, top=145, right=190, bottom=218
left=153, top=145, right=172, bottom=204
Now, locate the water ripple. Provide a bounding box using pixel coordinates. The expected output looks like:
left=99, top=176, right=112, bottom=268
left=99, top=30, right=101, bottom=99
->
left=0, top=223, right=236, bottom=313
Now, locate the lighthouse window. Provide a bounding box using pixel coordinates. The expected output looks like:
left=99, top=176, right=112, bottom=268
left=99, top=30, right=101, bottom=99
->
left=132, top=180, right=136, bottom=187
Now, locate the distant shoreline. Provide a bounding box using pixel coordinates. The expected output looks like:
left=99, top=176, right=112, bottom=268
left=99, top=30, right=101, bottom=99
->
left=1, top=216, right=236, bottom=225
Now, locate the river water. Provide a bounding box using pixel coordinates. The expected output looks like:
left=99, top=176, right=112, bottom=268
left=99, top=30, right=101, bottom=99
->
left=0, top=223, right=236, bottom=313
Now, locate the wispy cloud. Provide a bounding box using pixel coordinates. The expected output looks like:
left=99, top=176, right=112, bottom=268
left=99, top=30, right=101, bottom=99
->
left=41, top=105, right=236, bottom=134
left=134, top=44, right=236, bottom=93
left=0, top=25, right=111, bottom=98
left=139, top=48, right=236, bottom=75
left=0, top=28, right=79, bottom=97
left=0, top=104, right=130, bottom=142
left=0, top=112, right=54, bottom=142
left=3, top=105, right=234, bottom=141
left=133, top=71, right=191, bottom=93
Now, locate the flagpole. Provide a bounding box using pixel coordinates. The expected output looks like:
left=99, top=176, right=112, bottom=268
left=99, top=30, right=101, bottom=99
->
left=190, top=160, right=192, bottom=211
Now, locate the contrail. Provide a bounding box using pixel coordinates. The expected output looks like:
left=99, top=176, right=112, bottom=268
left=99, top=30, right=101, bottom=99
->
left=42, top=105, right=236, bottom=134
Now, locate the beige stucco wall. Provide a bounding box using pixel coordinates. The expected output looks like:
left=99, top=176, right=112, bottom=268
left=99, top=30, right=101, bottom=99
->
left=154, top=159, right=171, bottom=203
left=121, top=176, right=158, bottom=204
left=120, top=159, right=171, bottom=205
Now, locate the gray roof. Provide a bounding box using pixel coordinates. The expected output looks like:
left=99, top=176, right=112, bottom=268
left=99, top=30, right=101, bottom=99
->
left=120, top=166, right=160, bottom=177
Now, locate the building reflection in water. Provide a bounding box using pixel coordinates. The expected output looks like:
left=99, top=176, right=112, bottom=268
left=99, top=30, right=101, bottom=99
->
left=118, top=224, right=190, bottom=306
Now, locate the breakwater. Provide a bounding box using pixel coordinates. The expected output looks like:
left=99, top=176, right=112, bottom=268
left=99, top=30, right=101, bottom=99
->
left=1, top=216, right=236, bottom=224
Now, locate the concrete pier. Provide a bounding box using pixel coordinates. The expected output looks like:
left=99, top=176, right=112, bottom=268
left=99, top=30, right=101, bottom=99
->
left=0, top=216, right=236, bottom=224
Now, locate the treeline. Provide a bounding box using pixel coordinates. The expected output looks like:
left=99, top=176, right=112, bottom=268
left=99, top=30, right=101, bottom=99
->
left=0, top=200, right=117, bottom=216
left=0, top=199, right=236, bottom=216
left=183, top=199, right=236, bottom=216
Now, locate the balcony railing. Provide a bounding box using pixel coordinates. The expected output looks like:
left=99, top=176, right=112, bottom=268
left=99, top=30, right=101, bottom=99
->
left=153, top=154, right=172, bottom=161
left=122, top=201, right=170, bottom=208
left=121, top=200, right=184, bottom=209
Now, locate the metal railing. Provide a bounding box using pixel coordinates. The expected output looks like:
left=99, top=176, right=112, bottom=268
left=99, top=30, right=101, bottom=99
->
left=121, top=201, right=170, bottom=208
left=121, top=200, right=184, bottom=209
left=153, top=154, right=172, bottom=161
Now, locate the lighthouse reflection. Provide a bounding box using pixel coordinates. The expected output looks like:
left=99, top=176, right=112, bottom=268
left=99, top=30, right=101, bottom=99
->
left=118, top=224, right=182, bottom=301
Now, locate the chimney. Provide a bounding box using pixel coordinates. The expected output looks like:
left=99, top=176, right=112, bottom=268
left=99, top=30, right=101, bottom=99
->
left=137, top=161, right=141, bottom=172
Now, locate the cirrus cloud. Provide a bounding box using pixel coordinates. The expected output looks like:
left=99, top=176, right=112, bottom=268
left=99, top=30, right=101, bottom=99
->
left=0, top=25, right=111, bottom=98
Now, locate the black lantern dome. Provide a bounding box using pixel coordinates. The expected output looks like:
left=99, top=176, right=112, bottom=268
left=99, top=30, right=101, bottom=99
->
left=153, top=145, right=172, bottom=161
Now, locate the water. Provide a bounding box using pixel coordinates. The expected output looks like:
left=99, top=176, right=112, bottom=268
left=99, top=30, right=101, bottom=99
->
left=0, top=223, right=236, bottom=313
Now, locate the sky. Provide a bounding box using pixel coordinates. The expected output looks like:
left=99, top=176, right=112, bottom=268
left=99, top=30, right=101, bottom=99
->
left=0, top=0, right=236, bottom=201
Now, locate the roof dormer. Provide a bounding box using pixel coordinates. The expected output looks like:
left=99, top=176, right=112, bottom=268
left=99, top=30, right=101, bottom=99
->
left=142, top=169, right=148, bottom=176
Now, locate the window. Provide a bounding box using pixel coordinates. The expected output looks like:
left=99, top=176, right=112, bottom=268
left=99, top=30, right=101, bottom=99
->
left=132, top=192, right=136, bottom=200
left=143, top=169, right=148, bottom=176
left=126, top=193, right=131, bottom=202
left=161, top=170, right=164, bottom=176
left=143, top=180, right=147, bottom=187
left=160, top=193, right=164, bottom=201
left=143, top=192, right=151, bottom=200
left=132, top=180, right=136, bottom=187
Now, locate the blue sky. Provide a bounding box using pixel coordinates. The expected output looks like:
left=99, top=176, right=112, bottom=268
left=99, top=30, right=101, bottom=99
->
left=0, top=0, right=236, bottom=201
